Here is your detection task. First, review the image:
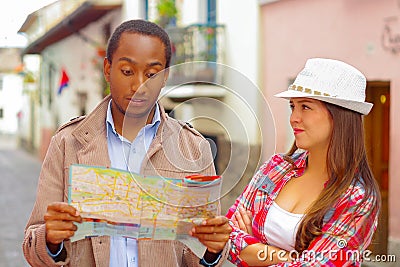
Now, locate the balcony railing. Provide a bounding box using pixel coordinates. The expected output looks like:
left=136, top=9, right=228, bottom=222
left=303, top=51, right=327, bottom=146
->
left=165, top=23, right=225, bottom=85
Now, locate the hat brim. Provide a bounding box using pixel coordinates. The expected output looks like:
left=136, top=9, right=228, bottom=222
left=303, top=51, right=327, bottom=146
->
left=274, top=90, right=373, bottom=115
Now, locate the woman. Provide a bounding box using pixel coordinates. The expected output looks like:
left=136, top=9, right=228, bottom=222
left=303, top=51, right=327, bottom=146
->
left=226, top=58, right=380, bottom=266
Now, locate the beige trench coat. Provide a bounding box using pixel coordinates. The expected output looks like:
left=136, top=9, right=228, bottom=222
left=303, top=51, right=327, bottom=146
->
left=22, top=95, right=229, bottom=266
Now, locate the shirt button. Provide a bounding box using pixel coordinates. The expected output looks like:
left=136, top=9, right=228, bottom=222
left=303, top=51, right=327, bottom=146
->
left=262, top=185, right=267, bottom=189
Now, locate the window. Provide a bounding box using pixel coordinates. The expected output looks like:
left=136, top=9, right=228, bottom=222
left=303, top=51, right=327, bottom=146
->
left=207, top=0, right=217, bottom=61
left=0, top=108, right=3, bottom=119
left=0, top=77, right=3, bottom=91
left=207, top=0, right=216, bottom=24
left=144, top=0, right=149, bottom=20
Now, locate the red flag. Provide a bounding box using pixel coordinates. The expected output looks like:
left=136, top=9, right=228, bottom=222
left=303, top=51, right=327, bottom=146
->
left=57, top=68, right=70, bottom=95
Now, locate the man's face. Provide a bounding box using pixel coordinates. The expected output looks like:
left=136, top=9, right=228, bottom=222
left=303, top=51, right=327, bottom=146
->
left=104, top=32, right=167, bottom=122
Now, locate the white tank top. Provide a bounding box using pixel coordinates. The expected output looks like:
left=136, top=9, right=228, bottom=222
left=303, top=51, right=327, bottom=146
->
left=264, top=202, right=304, bottom=251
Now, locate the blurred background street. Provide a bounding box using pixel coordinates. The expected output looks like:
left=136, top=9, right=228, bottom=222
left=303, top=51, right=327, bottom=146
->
left=0, top=134, right=40, bottom=267
left=0, top=0, right=399, bottom=266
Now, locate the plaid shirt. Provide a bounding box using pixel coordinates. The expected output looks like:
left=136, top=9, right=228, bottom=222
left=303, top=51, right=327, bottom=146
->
left=226, top=151, right=378, bottom=267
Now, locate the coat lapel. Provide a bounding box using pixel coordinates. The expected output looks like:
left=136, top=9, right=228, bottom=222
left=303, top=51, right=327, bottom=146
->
left=72, top=95, right=111, bottom=168
left=141, top=105, right=170, bottom=172
left=70, top=95, right=111, bottom=265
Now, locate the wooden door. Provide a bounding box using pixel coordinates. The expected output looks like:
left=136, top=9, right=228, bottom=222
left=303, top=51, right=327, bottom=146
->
left=364, top=81, right=389, bottom=255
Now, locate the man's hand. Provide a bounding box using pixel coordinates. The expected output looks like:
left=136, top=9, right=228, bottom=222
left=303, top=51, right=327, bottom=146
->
left=189, top=216, right=232, bottom=254
left=44, top=202, right=82, bottom=252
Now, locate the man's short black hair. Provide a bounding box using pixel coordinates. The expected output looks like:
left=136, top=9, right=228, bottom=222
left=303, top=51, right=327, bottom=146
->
left=106, top=19, right=172, bottom=68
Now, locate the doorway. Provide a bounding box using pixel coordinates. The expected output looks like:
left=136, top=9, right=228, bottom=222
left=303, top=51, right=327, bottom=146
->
left=364, top=81, right=390, bottom=255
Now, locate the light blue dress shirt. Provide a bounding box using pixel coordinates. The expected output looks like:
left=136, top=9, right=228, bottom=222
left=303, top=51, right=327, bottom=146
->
left=106, top=100, right=161, bottom=267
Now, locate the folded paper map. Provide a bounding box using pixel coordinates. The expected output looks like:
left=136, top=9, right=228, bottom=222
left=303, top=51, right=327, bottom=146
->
left=68, top=164, right=221, bottom=242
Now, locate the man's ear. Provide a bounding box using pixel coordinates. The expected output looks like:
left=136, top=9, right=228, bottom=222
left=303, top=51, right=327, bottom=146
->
left=103, top=57, right=111, bottom=82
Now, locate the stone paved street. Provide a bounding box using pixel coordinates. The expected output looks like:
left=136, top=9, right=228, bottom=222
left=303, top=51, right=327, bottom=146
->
left=0, top=134, right=40, bottom=267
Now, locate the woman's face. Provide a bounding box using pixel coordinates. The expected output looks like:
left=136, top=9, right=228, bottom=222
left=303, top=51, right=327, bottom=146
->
left=289, top=98, right=333, bottom=153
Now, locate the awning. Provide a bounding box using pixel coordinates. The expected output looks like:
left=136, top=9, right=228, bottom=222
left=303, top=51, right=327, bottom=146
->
left=20, top=2, right=120, bottom=55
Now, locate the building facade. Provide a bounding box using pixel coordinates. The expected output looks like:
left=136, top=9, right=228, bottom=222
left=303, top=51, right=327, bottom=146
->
left=260, top=0, right=400, bottom=261
left=18, top=0, right=264, bottom=215
left=0, top=48, right=24, bottom=135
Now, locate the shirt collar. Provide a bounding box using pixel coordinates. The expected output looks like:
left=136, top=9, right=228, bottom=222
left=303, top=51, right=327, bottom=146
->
left=291, top=150, right=308, bottom=169
left=275, top=150, right=309, bottom=173
left=150, top=102, right=161, bottom=128
left=106, top=100, right=161, bottom=138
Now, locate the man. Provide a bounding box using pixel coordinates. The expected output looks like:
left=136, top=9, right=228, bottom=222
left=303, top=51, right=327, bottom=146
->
left=22, top=20, right=230, bottom=267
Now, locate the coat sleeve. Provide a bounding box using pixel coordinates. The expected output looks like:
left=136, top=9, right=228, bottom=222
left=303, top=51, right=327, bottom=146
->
left=199, top=135, right=216, bottom=176
left=22, top=135, right=72, bottom=266
left=270, top=184, right=379, bottom=267
left=182, top=241, right=231, bottom=267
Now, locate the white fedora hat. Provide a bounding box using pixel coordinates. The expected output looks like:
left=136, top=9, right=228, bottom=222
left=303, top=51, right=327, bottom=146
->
left=274, top=58, right=373, bottom=115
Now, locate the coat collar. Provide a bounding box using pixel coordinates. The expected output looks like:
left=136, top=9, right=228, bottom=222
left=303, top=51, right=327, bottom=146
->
left=70, top=95, right=110, bottom=167
left=71, top=95, right=172, bottom=168
left=71, top=95, right=172, bottom=145
left=71, top=95, right=110, bottom=144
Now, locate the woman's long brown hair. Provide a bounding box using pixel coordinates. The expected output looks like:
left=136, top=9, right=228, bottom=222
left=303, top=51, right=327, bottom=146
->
left=286, top=102, right=381, bottom=253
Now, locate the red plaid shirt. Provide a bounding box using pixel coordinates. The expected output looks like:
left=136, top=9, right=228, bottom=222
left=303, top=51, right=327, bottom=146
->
left=226, top=151, right=379, bottom=267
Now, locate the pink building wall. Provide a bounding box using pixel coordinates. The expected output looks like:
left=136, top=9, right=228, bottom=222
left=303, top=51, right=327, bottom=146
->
left=260, top=0, right=400, bottom=248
